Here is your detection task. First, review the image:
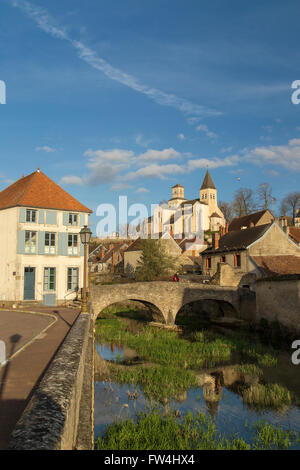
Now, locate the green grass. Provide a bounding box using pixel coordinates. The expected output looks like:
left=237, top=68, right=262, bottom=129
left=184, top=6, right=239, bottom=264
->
left=243, top=383, right=292, bottom=410
left=236, top=364, right=263, bottom=377
left=95, top=410, right=299, bottom=450
left=95, top=316, right=278, bottom=369
left=110, top=364, right=197, bottom=401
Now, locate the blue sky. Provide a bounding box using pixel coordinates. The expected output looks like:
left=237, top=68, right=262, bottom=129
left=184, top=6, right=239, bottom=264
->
left=1, top=0, right=300, bottom=232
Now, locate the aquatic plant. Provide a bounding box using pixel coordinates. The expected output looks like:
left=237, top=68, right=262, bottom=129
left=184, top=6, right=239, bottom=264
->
left=243, top=383, right=292, bottom=410
left=95, top=410, right=299, bottom=450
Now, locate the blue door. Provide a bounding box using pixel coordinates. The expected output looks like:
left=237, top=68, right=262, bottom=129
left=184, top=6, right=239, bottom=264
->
left=24, top=267, right=35, bottom=300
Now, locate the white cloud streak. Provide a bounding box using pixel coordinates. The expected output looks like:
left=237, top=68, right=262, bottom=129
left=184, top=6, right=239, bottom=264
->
left=11, top=0, right=220, bottom=117
left=35, top=145, right=56, bottom=152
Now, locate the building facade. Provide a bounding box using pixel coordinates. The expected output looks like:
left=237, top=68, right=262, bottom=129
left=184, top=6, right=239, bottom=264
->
left=0, top=169, right=92, bottom=306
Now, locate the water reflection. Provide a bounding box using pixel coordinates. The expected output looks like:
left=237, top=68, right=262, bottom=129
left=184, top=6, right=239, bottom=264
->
left=94, top=339, right=300, bottom=449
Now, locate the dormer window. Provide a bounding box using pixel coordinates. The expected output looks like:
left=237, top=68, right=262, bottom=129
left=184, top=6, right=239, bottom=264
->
left=69, top=213, right=78, bottom=226
left=26, top=209, right=37, bottom=223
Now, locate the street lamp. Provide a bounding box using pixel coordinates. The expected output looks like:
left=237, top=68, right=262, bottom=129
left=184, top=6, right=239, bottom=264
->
left=80, top=225, right=92, bottom=313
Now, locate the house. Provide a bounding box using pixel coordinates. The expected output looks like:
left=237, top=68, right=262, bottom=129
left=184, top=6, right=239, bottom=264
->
left=229, top=209, right=274, bottom=231
left=287, top=227, right=300, bottom=246
left=124, top=233, right=182, bottom=274
left=0, top=169, right=92, bottom=306
left=202, top=221, right=300, bottom=286
left=295, top=209, right=300, bottom=227
left=92, top=243, right=129, bottom=272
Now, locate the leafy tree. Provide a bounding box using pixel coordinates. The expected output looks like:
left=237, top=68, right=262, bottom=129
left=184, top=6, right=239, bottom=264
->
left=257, top=183, right=276, bottom=211
left=232, top=188, right=257, bottom=217
left=135, top=239, right=177, bottom=281
left=281, top=192, right=300, bottom=225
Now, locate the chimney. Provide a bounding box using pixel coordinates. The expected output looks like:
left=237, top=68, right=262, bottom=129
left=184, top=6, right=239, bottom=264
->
left=225, top=223, right=229, bottom=233
left=250, top=221, right=255, bottom=228
left=112, top=250, right=116, bottom=267
left=100, top=245, right=105, bottom=259
left=212, top=233, right=220, bottom=250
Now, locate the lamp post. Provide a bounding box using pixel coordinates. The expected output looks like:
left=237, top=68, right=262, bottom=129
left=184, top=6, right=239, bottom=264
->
left=80, top=225, right=92, bottom=313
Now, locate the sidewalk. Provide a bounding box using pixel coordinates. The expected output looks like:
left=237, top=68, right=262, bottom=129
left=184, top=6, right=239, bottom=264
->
left=0, top=306, right=80, bottom=450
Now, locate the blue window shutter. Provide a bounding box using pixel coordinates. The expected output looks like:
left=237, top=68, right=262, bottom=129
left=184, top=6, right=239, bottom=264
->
left=43, top=294, right=56, bottom=306
left=19, top=208, right=26, bottom=223
left=63, top=212, right=69, bottom=226
left=38, top=231, right=45, bottom=255
left=17, top=230, right=25, bottom=254
left=46, top=211, right=57, bottom=225
left=58, top=232, right=68, bottom=256
left=80, top=213, right=85, bottom=227
left=39, top=210, right=44, bottom=224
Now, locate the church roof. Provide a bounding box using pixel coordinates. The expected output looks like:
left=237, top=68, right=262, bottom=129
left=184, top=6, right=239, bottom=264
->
left=200, top=170, right=216, bottom=190
left=0, top=169, right=92, bottom=212
left=172, top=183, right=184, bottom=188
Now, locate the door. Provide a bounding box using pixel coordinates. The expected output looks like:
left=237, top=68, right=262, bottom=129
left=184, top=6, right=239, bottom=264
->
left=24, top=267, right=35, bottom=300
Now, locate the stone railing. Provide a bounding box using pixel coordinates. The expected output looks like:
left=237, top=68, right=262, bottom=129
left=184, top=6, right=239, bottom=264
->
left=8, top=313, right=94, bottom=450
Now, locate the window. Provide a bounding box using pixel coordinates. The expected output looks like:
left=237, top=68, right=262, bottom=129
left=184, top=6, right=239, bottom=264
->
left=69, top=213, right=78, bottom=226
left=26, top=209, right=37, bottom=223
left=206, top=257, right=212, bottom=269
left=220, top=255, right=226, bottom=263
left=44, top=267, right=56, bottom=291
left=67, top=267, right=79, bottom=291
left=234, top=254, right=241, bottom=267
left=68, top=234, right=78, bottom=255
left=25, top=231, right=37, bottom=253
left=45, top=232, right=56, bottom=254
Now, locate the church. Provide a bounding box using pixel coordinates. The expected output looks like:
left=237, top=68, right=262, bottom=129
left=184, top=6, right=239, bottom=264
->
left=141, top=170, right=226, bottom=239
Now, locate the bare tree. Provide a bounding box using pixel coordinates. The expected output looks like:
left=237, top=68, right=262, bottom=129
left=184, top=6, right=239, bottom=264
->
left=232, top=188, right=257, bottom=217
left=257, top=183, right=276, bottom=211
left=281, top=192, right=300, bottom=225
left=218, top=200, right=234, bottom=223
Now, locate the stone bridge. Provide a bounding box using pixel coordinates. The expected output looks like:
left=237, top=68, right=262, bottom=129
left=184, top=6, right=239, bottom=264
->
left=90, top=281, right=242, bottom=324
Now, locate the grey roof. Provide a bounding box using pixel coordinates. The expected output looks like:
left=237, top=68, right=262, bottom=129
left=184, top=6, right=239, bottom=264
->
left=203, top=223, right=271, bottom=254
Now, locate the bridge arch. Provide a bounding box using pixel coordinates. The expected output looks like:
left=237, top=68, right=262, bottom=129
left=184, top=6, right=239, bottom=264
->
left=95, top=297, right=166, bottom=323
left=174, top=298, right=238, bottom=326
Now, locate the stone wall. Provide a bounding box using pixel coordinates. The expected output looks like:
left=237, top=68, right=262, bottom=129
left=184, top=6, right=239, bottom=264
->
left=8, top=313, right=93, bottom=450
left=256, top=275, right=300, bottom=333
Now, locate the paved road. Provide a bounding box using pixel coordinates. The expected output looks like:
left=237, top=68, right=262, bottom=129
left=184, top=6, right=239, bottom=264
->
left=0, top=307, right=80, bottom=450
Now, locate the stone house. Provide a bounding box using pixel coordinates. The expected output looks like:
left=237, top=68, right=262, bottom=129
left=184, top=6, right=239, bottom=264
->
left=0, top=169, right=92, bottom=306
left=124, top=233, right=182, bottom=274
left=202, top=221, right=300, bottom=286
left=90, top=243, right=128, bottom=272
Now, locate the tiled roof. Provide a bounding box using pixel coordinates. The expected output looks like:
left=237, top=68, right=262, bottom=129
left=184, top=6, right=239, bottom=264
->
left=200, top=170, right=216, bottom=190
left=0, top=170, right=92, bottom=212
left=289, top=227, right=300, bottom=244
left=252, top=255, right=300, bottom=275
left=203, top=224, right=271, bottom=254
left=172, top=184, right=184, bottom=188
left=229, top=210, right=273, bottom=231
left=210, top=212, right=221, bottom=218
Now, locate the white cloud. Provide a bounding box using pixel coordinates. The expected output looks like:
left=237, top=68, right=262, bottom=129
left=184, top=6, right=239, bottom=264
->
left=243, top=138, right=300, bottom=171
left=11, top=0, right=220, bottom=118
left=136, top=187, right=150, bottom=193
left=220, top=146, right=233, bottom=153
left=135, top=134, right=152, bottom=147
left=84, top=148, right=134, bottom=163
left=187, top=155, right=239, bottom=171
left=110, top=182, right=133, bottom=190
left=138, top=148, right=180, bottom=162
left=196, top=124, right=217, bottom=139
left=35, top=146, right=56, bottom=152
left=177, top=133, right=185, bottom=140
left=61, top=175, right=84, bottom=185
left=124, top=163, right=185, bottom=181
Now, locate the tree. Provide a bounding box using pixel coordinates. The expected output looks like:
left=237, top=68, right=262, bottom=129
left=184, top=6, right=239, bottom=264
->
left=257, top=183, right=276, bottom=211
left=281, top=192, right=300, bottom=225
left=231, top=188, right=257, bottom=217
left=135, top=239, right=177, bottom=281
left=218, top=200, right=234, bottom=223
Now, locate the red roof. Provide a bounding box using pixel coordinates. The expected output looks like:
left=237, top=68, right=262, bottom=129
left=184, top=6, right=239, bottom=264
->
left=0, top=170, right=92, bottom=213
left=252, top=255, right=300, bottom=276
left=289, top=227, right=300, bottom=244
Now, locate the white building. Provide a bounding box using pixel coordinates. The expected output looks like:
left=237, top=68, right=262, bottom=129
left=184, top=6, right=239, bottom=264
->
left=0, top=169, right=92, bottom=306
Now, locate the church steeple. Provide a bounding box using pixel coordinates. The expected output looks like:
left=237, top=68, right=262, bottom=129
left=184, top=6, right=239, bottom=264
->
left=200, top=170, right=217, bottom=214
left=200, top=170, right=216, bottom=190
